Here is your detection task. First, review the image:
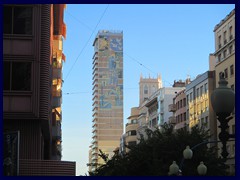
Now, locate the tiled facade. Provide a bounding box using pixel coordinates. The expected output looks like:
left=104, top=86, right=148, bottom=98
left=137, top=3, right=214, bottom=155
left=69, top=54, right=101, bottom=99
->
left=90, top=30, right=123, bottom=171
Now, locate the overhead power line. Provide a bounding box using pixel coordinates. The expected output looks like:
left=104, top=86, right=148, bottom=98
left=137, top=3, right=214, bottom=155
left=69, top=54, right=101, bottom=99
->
left=64, top=4, right=109, bottom=82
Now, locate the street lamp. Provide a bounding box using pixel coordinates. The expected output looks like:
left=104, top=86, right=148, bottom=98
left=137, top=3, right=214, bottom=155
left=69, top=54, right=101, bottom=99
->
left=169, top=143, right=209, bottom=176
left=211, top=72, right=235, bottom=159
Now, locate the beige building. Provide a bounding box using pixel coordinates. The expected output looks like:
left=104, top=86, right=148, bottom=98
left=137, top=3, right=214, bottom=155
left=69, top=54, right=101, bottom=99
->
left=137, top=75, right=162, bottom=142
left=90, top=30, right=123, bottom=172
left=212, top=9, right=235, bottom=174
left=125, top=107, right=140, bottom=152
left=186, top=71, right=217, bottom=142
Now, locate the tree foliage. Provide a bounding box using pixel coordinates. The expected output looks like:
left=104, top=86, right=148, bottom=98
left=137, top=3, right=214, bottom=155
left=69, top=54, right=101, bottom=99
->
left=89, top=124, right=228, bottom=176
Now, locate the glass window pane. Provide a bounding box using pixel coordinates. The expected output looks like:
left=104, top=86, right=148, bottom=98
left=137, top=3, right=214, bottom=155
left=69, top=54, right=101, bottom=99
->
left=12, top=62, right=31, bottom=91
left=3, top=6, right=12, bottom=34
left=13, top=7, right=32, bottom=34
left=3, top=62, right=10, bottom=90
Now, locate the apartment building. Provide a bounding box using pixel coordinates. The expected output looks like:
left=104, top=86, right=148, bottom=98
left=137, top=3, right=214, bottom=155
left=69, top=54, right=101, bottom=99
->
left=3, top=4, right=75, bottom=176
left=125, top=107, right=139, bottom=152
left=213, top=9, right=235, bottom=174
left=186, top=71, right=216, bottom=141
left=90, top=30, right=123, bottom=171
left=169, top=89, right=187, bottom=130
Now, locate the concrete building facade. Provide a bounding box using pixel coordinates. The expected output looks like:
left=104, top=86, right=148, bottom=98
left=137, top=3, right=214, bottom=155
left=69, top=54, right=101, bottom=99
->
left=90, top=30, right=123, bottom=171
left=186, top=71, right=216, bottom=142
left=3, top=4, right=75, bottom=176
left=125, top=107, right=139, bottom=152
left=169, top=89, right=187, bottom=130
left=213, top=9, right=235, bottom=174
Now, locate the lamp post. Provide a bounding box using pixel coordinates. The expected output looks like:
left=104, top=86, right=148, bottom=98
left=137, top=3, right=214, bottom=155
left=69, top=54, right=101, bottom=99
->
left=211, top=72, right=235, bottom=159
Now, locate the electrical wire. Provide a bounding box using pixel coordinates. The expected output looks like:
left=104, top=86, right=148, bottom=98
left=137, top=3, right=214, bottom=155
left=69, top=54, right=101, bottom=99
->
left=64, top=4, right=109, bottom=82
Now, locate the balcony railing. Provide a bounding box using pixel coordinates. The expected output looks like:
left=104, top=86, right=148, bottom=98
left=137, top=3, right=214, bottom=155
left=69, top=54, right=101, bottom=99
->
left=168, top=104, right=176, bottom=112
left=168, top=116, right=176, bottom=124
left=52, top=124, right=61, bottom=138
left=53, top=67, right=62, bottom=79
left=52, top=96, right=62, bottom=108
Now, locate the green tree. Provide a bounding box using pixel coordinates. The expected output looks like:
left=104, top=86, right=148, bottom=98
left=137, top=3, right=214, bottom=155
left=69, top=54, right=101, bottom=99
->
left=89, top=124, right=228, bottom=176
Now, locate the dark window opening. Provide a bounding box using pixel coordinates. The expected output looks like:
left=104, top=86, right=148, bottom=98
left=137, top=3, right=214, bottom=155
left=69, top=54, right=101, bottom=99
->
left=3, top=6, right=32, bottom=35
left=4, top=62, right=31, bottom=91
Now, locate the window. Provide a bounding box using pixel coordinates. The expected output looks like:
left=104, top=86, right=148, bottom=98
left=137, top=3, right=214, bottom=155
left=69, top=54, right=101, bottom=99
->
left=223, top=50, right=227, bottom=58
left=186, top=95, right=189, bottom=104
left=230, top=65, right=234, bottom=76
left=183, top=98, right=186, bottom=107
left=4, top=6, right=32, bottom=35
left=4, top=61, right=31, bottom=91
left=183, top=112, right=186, bottom=121
left=196, top=88, right=199, bottom=98
left=128, top=130, right=136, bottom=136
left=219, top=72, right=223, bottom=80
left=231, top=84, right=234, bottom=91
left=224, top=31, right=227, bottom=44
left=218, top=35, right=222, bottom=49
left=200, top=86, right=203, bottom=96
left=190, top=92, right=193, bottom=102
left=229, top=26, right=233, bottom=40
left=128, top=141, right=136, bottom=147
left=144, top=85, right=148, bottom=94
left=224, top=68, right=228, bottom=79
left=204, top=83, right=208, bottom=93
left=218, top=53, right=221, bottom=62
left=229, top=45, right=232, bottom=54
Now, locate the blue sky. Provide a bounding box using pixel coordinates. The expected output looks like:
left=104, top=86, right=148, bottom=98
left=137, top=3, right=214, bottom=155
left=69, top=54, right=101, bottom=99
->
left=60, top=4, right=235, bottom=175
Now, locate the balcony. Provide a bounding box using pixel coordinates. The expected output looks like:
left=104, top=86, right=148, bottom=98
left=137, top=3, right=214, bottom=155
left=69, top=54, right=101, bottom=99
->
left=53, top=67, right=62, bottom=79
left=92, top=126, right=98, bottom=132
left=52, top=90, right=62, bottom=97
left=168, top=116, right=176, bottom=124
left=168, top=104, right=176, bottom=112
left=92, top=131, right=98, bottom=138
left=91, top=155, right=98, bottom=161
left=91, top=149, right=98, bottom=156
left=52, top=124, right=61, bottom=139
left=52, top=96, right=62, bottom=108
left=92, top=143, right=98, bottom=149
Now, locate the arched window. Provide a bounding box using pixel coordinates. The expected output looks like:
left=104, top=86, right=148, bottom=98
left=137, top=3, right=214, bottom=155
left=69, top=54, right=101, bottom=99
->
left=144, top=85, right=148, bottom=94
left=152, top=85, right=156, bottom=93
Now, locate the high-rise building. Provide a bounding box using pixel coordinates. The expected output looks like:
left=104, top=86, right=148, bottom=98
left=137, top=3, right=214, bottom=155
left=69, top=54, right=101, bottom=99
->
left=3, top=4, right=75, bottom=176
left=90, top=30, right=123, bottom=171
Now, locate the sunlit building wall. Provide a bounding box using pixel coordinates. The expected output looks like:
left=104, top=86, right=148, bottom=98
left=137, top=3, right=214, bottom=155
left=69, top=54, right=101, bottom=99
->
left=186, top=71, right=216, bottom=141
left=125, top=107, right=139, bottom=152
left=213, top=9, right=235, bottom=174
left=137, top=76, right=161, bottom=142
left=90, top=30, right=123, bottom=171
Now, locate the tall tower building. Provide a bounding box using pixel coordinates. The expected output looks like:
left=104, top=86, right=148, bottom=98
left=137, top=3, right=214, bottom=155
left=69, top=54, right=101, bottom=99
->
left=139, top=74, right=162, bottom=105
left=90, top=30, right=123, bottom=171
